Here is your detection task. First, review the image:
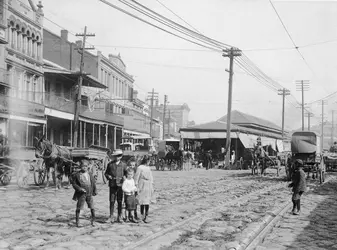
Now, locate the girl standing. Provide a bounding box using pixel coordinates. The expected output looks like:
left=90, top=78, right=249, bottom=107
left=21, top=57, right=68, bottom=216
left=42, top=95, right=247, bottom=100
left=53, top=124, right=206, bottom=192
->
left=134, top=155, right=154, bottom=223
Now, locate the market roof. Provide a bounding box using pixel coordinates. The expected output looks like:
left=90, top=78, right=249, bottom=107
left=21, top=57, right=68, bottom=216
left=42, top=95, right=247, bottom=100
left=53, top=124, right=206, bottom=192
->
left=217, top=110, right=283, bottom=133
left=179, top=120, right=284, bottom=139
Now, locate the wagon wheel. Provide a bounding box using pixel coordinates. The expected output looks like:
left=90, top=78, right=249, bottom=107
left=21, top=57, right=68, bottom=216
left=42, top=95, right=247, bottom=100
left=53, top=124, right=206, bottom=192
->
left=102, top=156, right=109, bottom=184
left=1, top=173, right=11, bottom=186
left=34, top=160, right=46, bottom=186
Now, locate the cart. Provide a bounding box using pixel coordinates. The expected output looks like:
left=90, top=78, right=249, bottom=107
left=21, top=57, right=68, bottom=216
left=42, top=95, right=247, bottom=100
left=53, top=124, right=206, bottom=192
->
left=290, top=131, right=325, bottom=183
left=71, top=145, right=110, bottom=183
left=0, top=146, right=37, bottom=188
left=33, top=144, right=110, bottom=186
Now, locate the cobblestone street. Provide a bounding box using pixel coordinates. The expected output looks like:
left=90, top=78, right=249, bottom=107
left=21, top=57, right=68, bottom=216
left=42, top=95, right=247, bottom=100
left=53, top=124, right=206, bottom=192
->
left=0, top=168, right=288, bottom=250
left=1, top=169, right=335, bottom=250
left=256, top=175, right=337, bottom=250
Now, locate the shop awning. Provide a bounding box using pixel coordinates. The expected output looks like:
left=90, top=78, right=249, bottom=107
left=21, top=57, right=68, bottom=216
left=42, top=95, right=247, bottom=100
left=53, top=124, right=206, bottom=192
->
left=180, top=131, right=238, bottom=139
left=261, top=137, right=277, bottom=150
left=45, top=108, right=74, bottom=120
left=9, top=115, right=46, bottom=124
left=238, top=133, right=258, bottom=148
left=276, top=140, right=284, bottom=152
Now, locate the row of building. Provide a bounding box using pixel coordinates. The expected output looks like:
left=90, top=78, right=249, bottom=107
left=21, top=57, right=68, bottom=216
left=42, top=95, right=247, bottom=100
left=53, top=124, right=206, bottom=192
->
left=0, top=0, right=192, bottom=152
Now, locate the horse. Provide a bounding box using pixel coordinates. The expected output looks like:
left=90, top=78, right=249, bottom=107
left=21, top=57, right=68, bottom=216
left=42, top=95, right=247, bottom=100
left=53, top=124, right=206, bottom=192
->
left=165, top=147, right=184, bottom=171
left=250, top=147, right=282, bottom=176
left=34, top=135, right=72, bottom=190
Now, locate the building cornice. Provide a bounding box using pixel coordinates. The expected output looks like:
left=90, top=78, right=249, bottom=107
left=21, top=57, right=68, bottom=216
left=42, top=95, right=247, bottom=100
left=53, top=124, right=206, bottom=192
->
left=100, top=56, right=134, bottom=83
left=8, top=7, right=42, bottom=30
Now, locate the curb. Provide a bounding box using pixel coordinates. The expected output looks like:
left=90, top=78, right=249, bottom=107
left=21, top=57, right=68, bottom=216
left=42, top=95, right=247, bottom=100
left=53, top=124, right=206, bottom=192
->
left=231, top=176, right=335, bottom=250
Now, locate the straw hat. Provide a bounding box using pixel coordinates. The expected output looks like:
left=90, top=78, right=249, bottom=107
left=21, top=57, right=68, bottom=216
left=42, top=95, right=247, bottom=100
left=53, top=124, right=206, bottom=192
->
left=112, top=149, right=123, bottom=156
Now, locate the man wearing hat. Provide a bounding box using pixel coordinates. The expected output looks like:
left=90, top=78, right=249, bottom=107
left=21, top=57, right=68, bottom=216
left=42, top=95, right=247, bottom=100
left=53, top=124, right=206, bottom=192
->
left=288, top=159, right=307, bottom=215
left=105, top=149, right=128, bottom=223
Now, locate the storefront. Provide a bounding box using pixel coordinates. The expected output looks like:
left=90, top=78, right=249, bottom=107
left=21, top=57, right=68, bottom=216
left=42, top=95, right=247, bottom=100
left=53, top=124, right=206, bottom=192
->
left=0, top=94, right=46, bottom=150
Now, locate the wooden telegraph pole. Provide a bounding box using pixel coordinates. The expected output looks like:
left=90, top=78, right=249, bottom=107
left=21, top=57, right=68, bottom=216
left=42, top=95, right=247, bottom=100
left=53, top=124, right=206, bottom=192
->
left=305, top=111, right=314, bottom=131
left=163, top=95, right=168, bottom=140
left=147, top=89, right=158, bottom=140
left=320, top=100, right=327, bottom=152
left=73, top=26, right=95, bottom=147
left=277, top=88, right=290, bottom=138
left=222, top=48, right=241, bottom=168
left=296, top=80, right=310, bottom=131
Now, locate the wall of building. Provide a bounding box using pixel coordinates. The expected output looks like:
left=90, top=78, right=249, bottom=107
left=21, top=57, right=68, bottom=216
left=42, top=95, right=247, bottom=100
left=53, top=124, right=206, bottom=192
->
left=43, top=29, right=98, bottom=78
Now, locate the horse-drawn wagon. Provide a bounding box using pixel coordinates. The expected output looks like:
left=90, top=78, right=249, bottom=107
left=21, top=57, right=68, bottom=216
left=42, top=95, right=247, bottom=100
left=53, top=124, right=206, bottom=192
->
left=34, top=136, right=110, bottom=189
left=289, top=131, right=325, bottom=183
left=155, top=139, right=190, bottom=171
left=323, top=142, right=337, bottom=172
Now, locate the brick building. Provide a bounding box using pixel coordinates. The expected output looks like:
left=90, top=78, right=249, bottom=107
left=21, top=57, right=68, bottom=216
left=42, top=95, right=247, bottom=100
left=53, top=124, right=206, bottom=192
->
left=0, top=0, right=45, bottom=152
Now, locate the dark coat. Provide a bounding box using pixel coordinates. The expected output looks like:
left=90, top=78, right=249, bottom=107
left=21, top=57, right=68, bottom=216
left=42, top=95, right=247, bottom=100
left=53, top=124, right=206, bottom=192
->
left=104, top=161, right=128, bottom=187
left=291, top=168, right=307, bottom=193
left=72, top=171, right=97, bottom=201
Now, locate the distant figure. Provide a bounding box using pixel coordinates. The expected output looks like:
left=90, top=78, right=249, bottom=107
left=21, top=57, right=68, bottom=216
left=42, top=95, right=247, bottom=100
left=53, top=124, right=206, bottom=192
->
left=288, top=159, right=307, bottom=215
left=231, top=150, right=236, bottom=165
left=238, top=157, right=243, bottom=170
left=330, top=142, right=337, bottom=153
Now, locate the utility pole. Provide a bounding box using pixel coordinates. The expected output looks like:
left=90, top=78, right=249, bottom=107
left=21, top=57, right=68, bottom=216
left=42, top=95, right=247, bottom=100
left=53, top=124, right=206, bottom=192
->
left=73, top=26, right=95, bottom=147
left=168, top=109, right=171, bottom=138
left=295, top=80, right=310, bottom=131
left=147, top=89, right=158, bottom=140
left=332, top=110, right=335, bottom=145
left=277, top=88, right=290, bottom=138
left=163, top=95, right=168, bottom=140
left=222, top=47, right=242, bottom=168
left=320, top=100, right=327, bottom=152
left=305, top=111, right=314, bottom=131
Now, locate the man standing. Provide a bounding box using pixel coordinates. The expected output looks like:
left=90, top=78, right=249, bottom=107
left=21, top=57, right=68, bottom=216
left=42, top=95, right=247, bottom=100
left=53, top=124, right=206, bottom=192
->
left=105, top=149, right=128, bottom=223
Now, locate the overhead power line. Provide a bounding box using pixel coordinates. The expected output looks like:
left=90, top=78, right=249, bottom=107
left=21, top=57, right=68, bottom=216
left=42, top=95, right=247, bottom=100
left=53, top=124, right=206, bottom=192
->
left=268, top=0, right=315, bottom=75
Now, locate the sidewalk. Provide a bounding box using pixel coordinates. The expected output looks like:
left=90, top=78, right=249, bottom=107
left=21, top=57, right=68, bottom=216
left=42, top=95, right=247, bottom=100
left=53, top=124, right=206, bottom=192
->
left=256, top=177, right=337, bottom=250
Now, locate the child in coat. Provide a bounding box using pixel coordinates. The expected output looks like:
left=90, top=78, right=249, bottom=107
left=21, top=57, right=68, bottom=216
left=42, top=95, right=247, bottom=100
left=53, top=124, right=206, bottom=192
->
left=288, top=159, right=307, bottom=215
left=122, top=168, right=138, bottom=223
left=71, top=159, right=97, bottom=227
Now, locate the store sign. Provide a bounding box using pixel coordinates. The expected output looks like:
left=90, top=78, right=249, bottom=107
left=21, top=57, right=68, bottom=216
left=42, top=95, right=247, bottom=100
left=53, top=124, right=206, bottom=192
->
left=0, top=95, right=45, bottom=117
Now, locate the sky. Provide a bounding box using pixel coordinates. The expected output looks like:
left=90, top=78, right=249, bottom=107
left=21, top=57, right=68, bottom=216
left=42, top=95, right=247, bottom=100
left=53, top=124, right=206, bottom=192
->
left=40, top=0, right=337, bottom=130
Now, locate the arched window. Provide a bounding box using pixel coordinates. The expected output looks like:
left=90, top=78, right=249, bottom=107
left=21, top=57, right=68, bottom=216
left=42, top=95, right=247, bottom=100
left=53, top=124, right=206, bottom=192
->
left=21, top=28, right=26, bottom=53
left=31, top=33, right=35, bottom=58
left=16, top=25, right=21, bottom=50
left=26, top=30, right=31, bottom=55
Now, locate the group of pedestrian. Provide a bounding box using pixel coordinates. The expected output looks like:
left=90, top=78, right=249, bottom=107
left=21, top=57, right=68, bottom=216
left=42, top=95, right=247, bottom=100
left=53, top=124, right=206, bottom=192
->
left=71, top=149, right=154, bottom=227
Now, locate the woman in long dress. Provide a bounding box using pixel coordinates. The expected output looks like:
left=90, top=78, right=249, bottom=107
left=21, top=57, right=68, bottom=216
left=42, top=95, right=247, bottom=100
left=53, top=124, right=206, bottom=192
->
left=134, top=155, right=154, bottom=223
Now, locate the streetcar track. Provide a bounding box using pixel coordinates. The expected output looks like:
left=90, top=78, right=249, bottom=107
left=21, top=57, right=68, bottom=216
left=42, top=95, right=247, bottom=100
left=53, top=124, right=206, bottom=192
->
left=242, top=175, right=336, bottom=250
left=35, top=176, right=284, bottom=249
left=121, top=182, right=288, bottom=250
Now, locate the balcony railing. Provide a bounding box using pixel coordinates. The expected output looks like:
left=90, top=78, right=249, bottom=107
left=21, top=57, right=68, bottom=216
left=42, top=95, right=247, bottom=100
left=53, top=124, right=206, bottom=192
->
left=44, top=92, right=75, bottom=113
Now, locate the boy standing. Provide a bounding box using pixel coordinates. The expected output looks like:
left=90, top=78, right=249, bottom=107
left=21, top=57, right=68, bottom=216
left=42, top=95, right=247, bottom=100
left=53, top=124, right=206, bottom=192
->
left=122, top=168, right=138, bottom=223
left=105, top=149, right=128, bottom=223
left=288, top=159, right=307, bottom=215
left=71, top=159, right=97, bottom=227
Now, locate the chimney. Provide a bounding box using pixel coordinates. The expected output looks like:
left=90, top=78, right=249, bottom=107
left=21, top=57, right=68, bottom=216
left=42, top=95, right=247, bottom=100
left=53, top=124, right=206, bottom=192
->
left=75, top=40, right=82, bottom=49
left=61, top=30, right=68, bottom=41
